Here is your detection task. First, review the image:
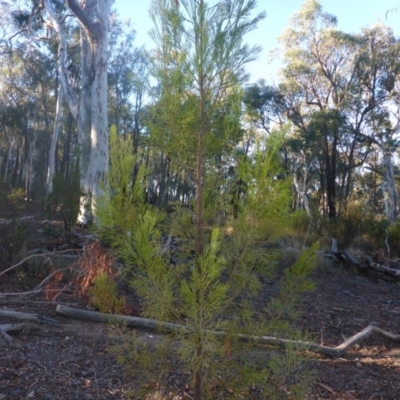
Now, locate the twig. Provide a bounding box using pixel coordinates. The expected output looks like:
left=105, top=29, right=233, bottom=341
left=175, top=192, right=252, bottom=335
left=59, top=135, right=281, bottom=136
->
left=0, top=328, right=13, bottom=343
left=0, top=300, right=78, bottom=306
left=33, top=268, right=68, bottom=290
left=0, top=288, right=44, bottom=297
left=341, top=291, right=366, bottom=302
left=52, top=283, right=75, bottom=301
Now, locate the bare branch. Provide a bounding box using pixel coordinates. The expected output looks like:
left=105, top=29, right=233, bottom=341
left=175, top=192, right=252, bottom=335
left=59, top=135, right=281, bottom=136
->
left=43, top=0, right=79, bottom=119
left=0, top=249, right=81, bottom=278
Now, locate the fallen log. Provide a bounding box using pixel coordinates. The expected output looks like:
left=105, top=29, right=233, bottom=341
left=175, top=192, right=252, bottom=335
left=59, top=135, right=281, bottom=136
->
left=0, top=323, right=26, bottom=332
left=329, top=245, right=400, bottom=279
left=0, top=310, right=60, bottom=327
left=56, top=305, right=400, bottom=358
left=365, top=256, right=400, bottom=278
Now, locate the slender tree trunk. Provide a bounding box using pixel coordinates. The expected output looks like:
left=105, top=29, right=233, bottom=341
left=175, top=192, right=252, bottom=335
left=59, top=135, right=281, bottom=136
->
left=77, top=19, right=93, bottom=221
left=61, top=112, right=73, bottom=181
left=28, top=130, right=37, bottom=197
left=324, top=129, right=337, bottom=218
left=13, top=145, right=21, bottom=187
left=46, top=84, right=63, bottom=195
left=195, top=77, right=205, bottom=259
left=383, top=151, right=397, bottom=224
left=3, top=134, right=14, bottom=183
left=293, top=172, right=311, bottom=216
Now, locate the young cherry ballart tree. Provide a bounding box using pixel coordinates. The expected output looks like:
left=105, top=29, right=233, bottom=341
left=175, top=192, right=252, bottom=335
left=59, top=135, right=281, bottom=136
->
left=97, top=1, right=318, bottom=399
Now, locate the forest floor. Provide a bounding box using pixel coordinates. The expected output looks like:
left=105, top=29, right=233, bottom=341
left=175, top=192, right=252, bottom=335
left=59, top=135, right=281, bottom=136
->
left=1, top=197, right=400, bottom=400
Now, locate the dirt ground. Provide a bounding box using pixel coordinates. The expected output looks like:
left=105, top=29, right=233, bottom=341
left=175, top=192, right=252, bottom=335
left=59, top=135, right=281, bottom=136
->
left=1, top=199, right=400, bottom=400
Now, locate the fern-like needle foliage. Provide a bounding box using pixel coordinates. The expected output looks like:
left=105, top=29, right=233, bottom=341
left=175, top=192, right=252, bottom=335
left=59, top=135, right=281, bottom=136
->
left=98, top=128, right=318, bottom=399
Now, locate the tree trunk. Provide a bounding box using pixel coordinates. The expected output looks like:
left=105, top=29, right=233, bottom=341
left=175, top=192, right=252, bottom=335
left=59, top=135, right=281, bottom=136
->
left=2, top=133, right=14, bottom=183
left=46, top=84, right=63, bottom=196
left=61, top=112, right=73, bottom=181
left=293, top=171, right=311, bottom=216
left=86, top=13, right=110, bottom=217
left=27, top=130, right=37, bottom=197
left=77, top=17, right=93, bottom=222
left=45, top=0, right=113, bottom=223
left=383, top=151, right=397, bottom=224
left=324, top=129, right=337, bottom=218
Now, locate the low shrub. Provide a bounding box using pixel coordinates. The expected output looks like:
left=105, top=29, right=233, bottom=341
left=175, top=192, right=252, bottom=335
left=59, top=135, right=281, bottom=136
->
left=89, top=269, right=126, bottom=314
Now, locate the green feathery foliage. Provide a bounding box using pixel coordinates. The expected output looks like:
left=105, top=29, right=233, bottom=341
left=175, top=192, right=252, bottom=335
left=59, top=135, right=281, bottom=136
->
left=97, top=1, right=319, bottom=397
left=99, top=125, right=318, bottom=399
left=88, top=270, right=126, bottom=314
left=95, top=126, right=163, bottom=253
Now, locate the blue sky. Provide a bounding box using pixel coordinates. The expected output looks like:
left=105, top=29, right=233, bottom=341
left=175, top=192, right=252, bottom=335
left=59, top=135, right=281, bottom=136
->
left=114, top=0, right=400, bottom=84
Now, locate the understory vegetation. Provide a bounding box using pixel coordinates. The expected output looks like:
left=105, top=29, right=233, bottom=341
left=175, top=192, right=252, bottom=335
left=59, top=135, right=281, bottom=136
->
left=96, top=126, right=318, bottom=399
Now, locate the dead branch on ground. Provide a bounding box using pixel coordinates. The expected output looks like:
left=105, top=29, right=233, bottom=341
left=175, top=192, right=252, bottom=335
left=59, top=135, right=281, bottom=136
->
left=0, top=309, right=60, bottom=327
left=0, top=323, right=26, bottom=343
left=365, top=256, right=400, bottom=277
left=56, top=305, right=400, bottom=358
left=0, top=288, right=44, bottom=297
left=0, top=249, right=81, bottom=277
left=327, top=245, right=400, bottom=279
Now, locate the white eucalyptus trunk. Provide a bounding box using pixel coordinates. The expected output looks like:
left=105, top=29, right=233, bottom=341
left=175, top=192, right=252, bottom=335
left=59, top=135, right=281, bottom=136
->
left=77, top=4, right=95, bottom=222
left=293, top=172, right=311, bottom=217
left=25, top=131, right=37, bottom=198
left=46, top=84, right=63, bottom=196
left=383, top=152, right=397, bottom=224
left=88, top=22, right=109, bottom=211
left=43, top=0, right=79, bottom=119
left=3, top=132, right=14, bottom=183
left=293, top=154, right=312, bottom=217
left=44, top=0, right=113, bottom=223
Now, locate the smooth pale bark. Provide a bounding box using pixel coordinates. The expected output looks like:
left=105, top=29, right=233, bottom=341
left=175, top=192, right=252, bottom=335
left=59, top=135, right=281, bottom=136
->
left=77, top=21, right=93, bottom=221
left=2, top=132, right=14, bottom=183
left=87, top=10, right=110, bottom=212
left=25, top=111, right=37, bottom=198
left=293, top=151, right=312, bottom=216
left=383, top=152, right=397, bottom=224
left=366, top=135, right=398, bottom=224
left=44, top=0, right=113, bottom=223
left=46, top=84, right=63, bottom=196
left=43, top=0, right=79, bottom=120
left=293, top=172, right=311, bottom=217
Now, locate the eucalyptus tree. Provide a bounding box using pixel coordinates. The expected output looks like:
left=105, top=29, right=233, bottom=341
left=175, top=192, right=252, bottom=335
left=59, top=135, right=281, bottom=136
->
left=44, top=0, right=113, bottom=223
left=278, top=0, right=365, bottom=217
left=351, top=24, right=400, bottom=223
left=243, top=81, right=285, bottom=134
left=0, top=38, right=57, bottom=195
